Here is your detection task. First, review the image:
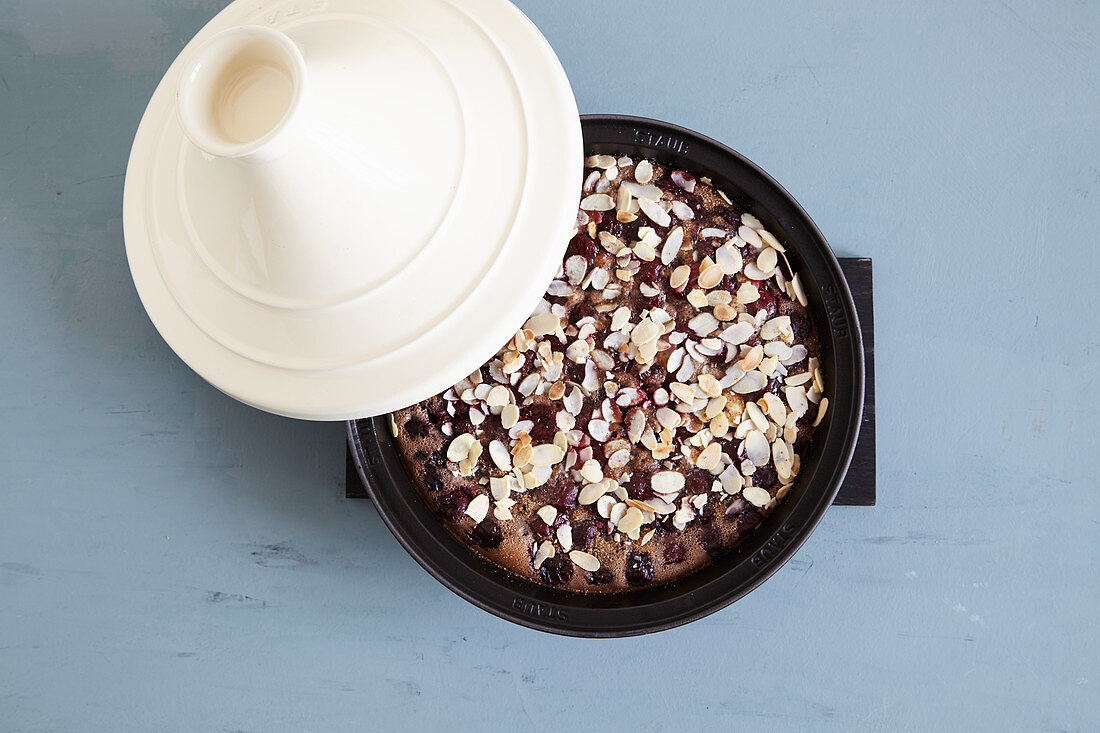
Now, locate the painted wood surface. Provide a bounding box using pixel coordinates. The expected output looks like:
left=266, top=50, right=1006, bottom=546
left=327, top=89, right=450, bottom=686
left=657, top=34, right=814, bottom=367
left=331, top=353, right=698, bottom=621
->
left=1, top=1, right=1096, bottom=730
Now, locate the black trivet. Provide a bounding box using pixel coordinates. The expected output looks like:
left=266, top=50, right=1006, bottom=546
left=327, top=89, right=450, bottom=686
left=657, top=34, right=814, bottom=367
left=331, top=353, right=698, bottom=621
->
left=346, top=257, right=875, bottom=505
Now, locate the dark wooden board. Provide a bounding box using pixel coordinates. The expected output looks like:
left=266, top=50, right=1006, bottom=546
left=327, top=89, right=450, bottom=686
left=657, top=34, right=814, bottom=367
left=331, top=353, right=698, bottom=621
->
left=834, top=258, right=876, bottom=505
left=347, top=257, right=876, bottom=505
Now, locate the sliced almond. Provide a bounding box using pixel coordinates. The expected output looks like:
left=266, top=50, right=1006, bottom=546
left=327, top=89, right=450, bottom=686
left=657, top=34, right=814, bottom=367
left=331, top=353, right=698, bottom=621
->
left=488, top=440, right=512, bottom=471
left=696, top=442, right=721, bottom=471
left=579, top=481, right=610, bottom=505
left=652, top=470, right=685, bottom=494
left=465, top=494, right=490, bottom=523
left=569, top=550, right=600, bottom=572
left=531, top=443, right=566, bottom=467
left=743, top=486, right=771, bottom=507
left=616, top=506, right=644, bottom=534
left=661, top=226, right=684, bottom=265
left=446, top=433, right=477, bottom=462
left=697, top=373, right=722, bottom=398
left=638, top=197, right=671, bottom=227
left=524, top=312, right=560, bottom=336
left=580, top=193, right=615, bottom=211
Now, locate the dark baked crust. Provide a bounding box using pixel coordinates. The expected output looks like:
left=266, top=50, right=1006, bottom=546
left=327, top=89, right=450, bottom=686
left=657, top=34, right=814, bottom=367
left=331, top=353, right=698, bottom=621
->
left=391, top=155, right=826, bottom=593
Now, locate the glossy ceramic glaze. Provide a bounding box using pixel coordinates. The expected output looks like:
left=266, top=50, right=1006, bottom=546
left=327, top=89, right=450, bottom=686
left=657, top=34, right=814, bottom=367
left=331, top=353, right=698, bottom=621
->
left=123, top=0, right=583, bottom=420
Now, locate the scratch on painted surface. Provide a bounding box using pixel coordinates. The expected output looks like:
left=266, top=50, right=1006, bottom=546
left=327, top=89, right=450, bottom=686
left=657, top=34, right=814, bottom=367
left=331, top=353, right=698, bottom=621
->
left=205, top=591, right=266, bottom=608
left=247, top=543, right=318, bottom=568
left=1031, top=388, right=1051, bottom=434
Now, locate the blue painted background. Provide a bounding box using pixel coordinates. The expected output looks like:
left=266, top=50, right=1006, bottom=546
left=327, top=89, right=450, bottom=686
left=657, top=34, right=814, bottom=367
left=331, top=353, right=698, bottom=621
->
left=1, top=1, right=1097, bottom=730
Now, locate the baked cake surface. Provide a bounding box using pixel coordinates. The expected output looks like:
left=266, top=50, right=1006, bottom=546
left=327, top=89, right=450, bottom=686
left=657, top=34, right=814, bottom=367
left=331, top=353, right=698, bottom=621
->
left=390, top=155, right=828, bottom=592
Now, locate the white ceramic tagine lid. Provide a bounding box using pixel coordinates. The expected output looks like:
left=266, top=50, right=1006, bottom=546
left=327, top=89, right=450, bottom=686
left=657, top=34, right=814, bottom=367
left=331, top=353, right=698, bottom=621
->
left=123, top=0, right=582, bottom=420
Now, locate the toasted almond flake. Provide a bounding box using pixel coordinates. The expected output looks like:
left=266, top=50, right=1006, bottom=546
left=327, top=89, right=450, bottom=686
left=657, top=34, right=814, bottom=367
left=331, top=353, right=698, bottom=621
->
left=761, top=392, right=787, bottom=424
left=713, top=303, right=738, bottom=321
left=563, top=386, right=583, bottom=416
left=490, top=477, right=510, bottom=500
left=742, top=345, right=764, bottom=371
left=785, top=385, right=809, bottom=417
left=533, top=541, right=554, bottom=569
left=579, top=459, right=604, bottom=484
left=656, top=406, right=682, bottom=430
left=622, top=181, right=663, bottom=201
left=697, top=373, right=722, bottom=398
left=617, top=506, right=644, bottom=534
left=615, top=184, right=631, bottom=214
left=718, top=321, right=754, bottom=345
left=696, top=442, right=722, bottom=471
left=633, top=241, right=657, bottom=261
left=630, top=318, right=661, bottom=346
left=626, top=408, right=647, bottom=443
left=556, top=522, right=573, bottom=551
left=545, top=381, right=566, bottom=401
left=686, top=288, right=709, bottom=308
left=669, top=382, right=696, bottom=404
left=486, top=385, right=510, bottom=408
left=511, top=444, right=532, bottom=469
left=744, top=429, right=770, bottom=466
left=660, top=226, right=685, bottom=265
left=579, top=482, right=610, bottom=505
left=791, top=273, right=808, bottom=306
left=745, top=401, right=769, bottom=431
left=524, top=312, right=560, bottom=336
left=743, top=486, right=771, bottom=507
left=634, top=159, right=654, bottom=184
left=741, top=213, right=762, bottom=229
left=760, top=315, right=792, bottom=342
left=697, top=264, right=723, bottom=289
left=710, top=411, right=730, bottom=438
left=611, top=306, right=631, bottom=332
left=569, top=550, right=601, bottom=572
left=773, top=439, right=793, bottom=480
left=465, top=494, right=490, bottom=523
left=705, top=395, right=728, bottom=419
left=736, top=282, right=760, bottom=305
left=640, top=529, right=656, bottom=546
left=716, top=244, right=743, bottom=275
left=758, top=228, right=785, bottom=252
left=607, top=448, right=631, bottom=470
left=586, top=154, right=616, bottom=168
left=719, top=464, right=743, bottom=495
left=652, top=470, right=685, bottom=494
left=813, top=397, right=829, bottom=427
left=670, top=200, right=695, bottom=220
left=688, top=312, right=719, bottom=337
left=596, top=494, right=616, bottom=518
left=733, top=370, right=767, bottom=395
left=609, top=501, right=627, bottom=527
left=580, top=193, right=615, bottom=211
left=588, top=419, right=611, bottom=442
left=637, top=197, right=671, bottom=227
left=744, top=263, right=770, bottom=280
left=446, top=433, right=477, bottom=462
left=536, top=505, right=558, bottom=525
left=785, top=371, right=813, bottom=386
left=738, top=225, right=763, bottom=248
left=757, top=247, right=778, bottom=273
left=488, top=440, right=512, bottom=471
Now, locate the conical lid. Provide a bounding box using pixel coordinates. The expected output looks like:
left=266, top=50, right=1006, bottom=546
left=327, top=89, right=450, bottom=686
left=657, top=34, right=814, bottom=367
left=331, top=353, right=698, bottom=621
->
left=123, top=0, right=582, bottom=419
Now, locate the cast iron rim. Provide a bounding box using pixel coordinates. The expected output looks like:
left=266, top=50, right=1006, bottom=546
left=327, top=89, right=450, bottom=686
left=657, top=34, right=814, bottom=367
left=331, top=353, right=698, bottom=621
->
left=349, top=114, right=864, bottom=637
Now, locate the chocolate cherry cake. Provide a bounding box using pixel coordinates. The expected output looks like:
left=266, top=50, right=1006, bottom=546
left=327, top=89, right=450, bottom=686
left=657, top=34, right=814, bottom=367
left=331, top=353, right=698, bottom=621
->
left=390, top=154, right=828, bottom=592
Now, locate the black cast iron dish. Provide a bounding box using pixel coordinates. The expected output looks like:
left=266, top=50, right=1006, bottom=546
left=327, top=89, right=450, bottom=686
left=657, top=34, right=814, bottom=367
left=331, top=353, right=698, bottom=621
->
left=348, top=115, right=864, bottom=637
